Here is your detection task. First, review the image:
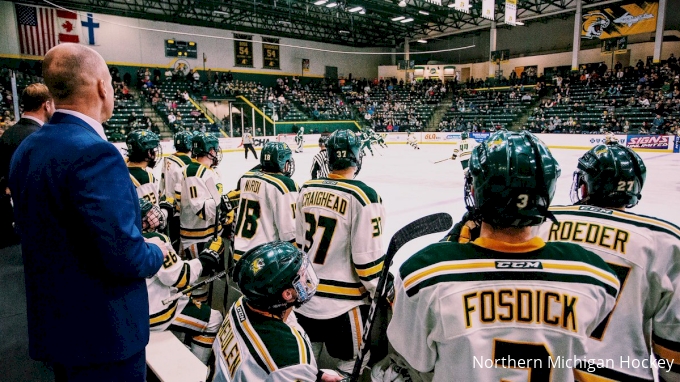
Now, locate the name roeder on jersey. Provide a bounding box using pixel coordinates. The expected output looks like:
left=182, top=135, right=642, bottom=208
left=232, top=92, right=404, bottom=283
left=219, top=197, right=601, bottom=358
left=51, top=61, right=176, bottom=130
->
left=295, top=177, right=386, bottom=320
left=539, top=205, right=680, bottom=381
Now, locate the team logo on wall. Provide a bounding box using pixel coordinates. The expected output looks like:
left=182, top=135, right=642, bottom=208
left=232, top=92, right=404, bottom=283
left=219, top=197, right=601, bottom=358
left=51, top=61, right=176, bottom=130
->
left=581, top=1, right=658, bottom=40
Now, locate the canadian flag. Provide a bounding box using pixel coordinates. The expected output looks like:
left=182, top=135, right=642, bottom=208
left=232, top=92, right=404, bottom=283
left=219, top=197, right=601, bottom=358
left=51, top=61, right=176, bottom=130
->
left=57, top=10, right=79, bottom=43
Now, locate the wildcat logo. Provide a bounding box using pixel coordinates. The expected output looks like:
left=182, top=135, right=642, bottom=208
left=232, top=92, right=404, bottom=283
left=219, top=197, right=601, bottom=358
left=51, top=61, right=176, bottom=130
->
left=495, top=261, right=543, bottom=269
left=582, top=12, right=610, bottom=39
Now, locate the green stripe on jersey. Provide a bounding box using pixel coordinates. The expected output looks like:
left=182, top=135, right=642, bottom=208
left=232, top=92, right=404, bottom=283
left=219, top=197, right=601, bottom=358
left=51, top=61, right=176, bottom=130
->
left=143, top=231, right=170, bottom=243
left=184, top=163, right=210, bottom=179
left=301, top=180, right=380, bottom=207
left=247, top=308, right=311, bottom=368
left=129, top=167, right=153, bottom=184
left=551, top=206, right=680, bottom=241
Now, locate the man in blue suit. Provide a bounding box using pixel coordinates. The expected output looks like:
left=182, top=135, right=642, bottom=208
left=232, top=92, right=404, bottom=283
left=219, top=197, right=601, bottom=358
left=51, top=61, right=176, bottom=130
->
left=8, top=43, right=168, bottom=381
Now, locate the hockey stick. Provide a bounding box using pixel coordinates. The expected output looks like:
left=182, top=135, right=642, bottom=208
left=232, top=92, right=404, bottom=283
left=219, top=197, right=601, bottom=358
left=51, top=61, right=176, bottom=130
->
left=162, top=270, right=227, bottom=305
left=432, top=156, right=452, bottom=164
left=348, top=212, right=453, bottom=382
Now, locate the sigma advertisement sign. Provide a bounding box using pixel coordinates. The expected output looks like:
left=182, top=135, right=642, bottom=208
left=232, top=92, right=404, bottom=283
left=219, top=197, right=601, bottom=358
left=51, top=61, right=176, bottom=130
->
left=470, top=132, right=491, bottom=143
left=626, top=135, right=671, bottom=150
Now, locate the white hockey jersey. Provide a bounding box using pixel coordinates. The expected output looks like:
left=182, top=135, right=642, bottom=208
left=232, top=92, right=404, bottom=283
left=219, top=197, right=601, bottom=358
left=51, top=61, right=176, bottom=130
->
left=161, top=152, right=193, bottom=210
left=388, top=237, right=620, bottom=382
left=452, top=137, right=479, bottom=160
left=179, top=162, right=223, bottom=247
left=233, top=171, right=299, bottom=262
left=144, top=232, right=203, bottom=331
left=212, top=297, right=318, bottom=382
left=129, top=166, right=161, bottom=205
left=538, top=205, right=680, bottom=381
left=295, top=174, right=386, bottom=319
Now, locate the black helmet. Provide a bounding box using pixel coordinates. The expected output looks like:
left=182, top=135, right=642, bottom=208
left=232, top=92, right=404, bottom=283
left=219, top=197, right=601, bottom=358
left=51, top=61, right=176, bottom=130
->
left=126, top=130, right=161, bottom=168
left=465, top=130, right=561, bottom=227
left=191, top=132, right=222, bottom=167
left=571, top=141, right=646, bottom=208
left=326, top=129, right=362, bottom=176
left=260, top=142, right=295, bottom=177
left=233, top=241, right=318, bottom=312
left=174, top=130, right=194, bottom=153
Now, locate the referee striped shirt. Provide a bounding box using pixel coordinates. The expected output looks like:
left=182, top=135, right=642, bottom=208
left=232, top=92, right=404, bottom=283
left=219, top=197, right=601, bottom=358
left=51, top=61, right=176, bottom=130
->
left=310, top=150, right=330, bottom=179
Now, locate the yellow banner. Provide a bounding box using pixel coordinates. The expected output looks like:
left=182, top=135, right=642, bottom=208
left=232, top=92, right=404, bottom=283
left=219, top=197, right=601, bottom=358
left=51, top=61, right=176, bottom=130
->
left=581, top=1, right=658, bottom=39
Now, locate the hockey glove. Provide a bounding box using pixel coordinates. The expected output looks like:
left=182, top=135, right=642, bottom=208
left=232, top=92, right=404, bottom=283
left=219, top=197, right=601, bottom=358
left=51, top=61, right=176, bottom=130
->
left=440, top=211, right=480, bottom=243
left=451, top=149, right=459, bottom=160
left=198, top=237, right=224, bottom=276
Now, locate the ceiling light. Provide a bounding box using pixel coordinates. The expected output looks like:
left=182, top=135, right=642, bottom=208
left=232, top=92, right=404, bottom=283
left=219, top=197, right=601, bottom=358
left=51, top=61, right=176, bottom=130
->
left=419, top=10, right=429, bottom=15
left=213, top=10, right=229, bottom=16
left=447, top=3, right=455, bottom=7
left=314, top=0, right=327, bottom=5
left=400, top=17, right=414, bottom=23
left=515, top=21, right=524, bottom=25
left=326, top=2, right=338, bottom=7
left=392, top=16, right=405, bottom=21
left=398, top=0, right=407, bottom=7
left=417, top=39, right=427, bottom=43
left=348, top=6, right=363, bottom=12
left=359, top=9, right=365, bottom=14
left=339, top=30, right=350, bottom=34
left=278, top=20, right=292, bottom=25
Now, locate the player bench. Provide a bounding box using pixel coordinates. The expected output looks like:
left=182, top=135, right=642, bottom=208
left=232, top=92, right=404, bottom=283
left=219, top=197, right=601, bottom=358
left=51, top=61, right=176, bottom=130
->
left=146, top=331, right=208, bottom=382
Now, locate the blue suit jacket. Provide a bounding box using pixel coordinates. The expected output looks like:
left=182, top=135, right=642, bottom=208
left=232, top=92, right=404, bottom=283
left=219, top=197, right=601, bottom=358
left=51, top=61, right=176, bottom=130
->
left=8, top=112, right=164, bottom=365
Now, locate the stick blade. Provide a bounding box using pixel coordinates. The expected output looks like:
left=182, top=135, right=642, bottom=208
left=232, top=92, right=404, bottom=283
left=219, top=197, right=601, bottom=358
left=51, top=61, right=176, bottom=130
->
left=386, top=212, right=454, bottom=261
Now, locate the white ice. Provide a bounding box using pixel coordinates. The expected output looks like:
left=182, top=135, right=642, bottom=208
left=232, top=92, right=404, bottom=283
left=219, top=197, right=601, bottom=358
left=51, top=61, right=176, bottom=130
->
left=211, top=142, right=680, bottom=273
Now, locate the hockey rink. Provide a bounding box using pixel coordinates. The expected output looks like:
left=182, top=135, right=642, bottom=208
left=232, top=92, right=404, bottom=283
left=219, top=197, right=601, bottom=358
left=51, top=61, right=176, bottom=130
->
left=212, top=142, right=680, bottom=272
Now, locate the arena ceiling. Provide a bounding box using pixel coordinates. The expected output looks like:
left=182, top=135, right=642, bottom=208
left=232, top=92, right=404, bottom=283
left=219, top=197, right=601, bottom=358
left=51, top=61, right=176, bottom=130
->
left=19, top=0, right=635, bottom=47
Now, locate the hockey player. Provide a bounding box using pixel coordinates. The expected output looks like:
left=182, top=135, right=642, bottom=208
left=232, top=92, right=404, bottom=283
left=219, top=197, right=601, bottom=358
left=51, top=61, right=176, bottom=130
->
left=537, top=141, right=680, bottom=382
left=140, top=198, right=223, bottom=365
left=387, top=130, right=620, bottom=382
left=126, top=130, right=171, bottom=229
left=233, top=141, right=299, bottom=263
left=295, top=129, right=386, bottom=375
left=372, top=131, right=388, bottom=149
left=359, top=129, right=374, bottom=156
left=406, top=130, right=419, bottom=150
left=450, top=130, right=478, bottom=172
left=212, top=241, right=343, bottom=382
left=310, top=135, right=330, bottom=180
left=178, top=132, right=225, bottom=302
left=295, top=126, right=305, bottom=153
left=161, top=130, right=194, bottom=251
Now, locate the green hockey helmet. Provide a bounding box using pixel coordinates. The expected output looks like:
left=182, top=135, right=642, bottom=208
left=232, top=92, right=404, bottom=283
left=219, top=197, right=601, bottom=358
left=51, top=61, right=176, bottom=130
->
left=174, top=130, right=194, bottom=153
left=191, top=132, right=222, bottom=168
left=126, top=129, right=162, bottom=168
left=139, top=197, right=165, bottom=232
left=571, top=141, right=646, bottom=208
left=260, top=141, right=295, bottom=177
left=461, top=131, right=469, bottom=140
left=327, top=129, right=362, bottom=176
left=233, top=241, right=318, bottom=312
left=465, top=130, right=561, bottom=228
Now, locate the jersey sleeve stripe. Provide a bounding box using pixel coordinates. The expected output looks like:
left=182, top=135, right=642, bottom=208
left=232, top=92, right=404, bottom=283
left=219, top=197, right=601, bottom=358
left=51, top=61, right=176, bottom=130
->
left=180, top=224, right=222, bottom=239
left=149, top=299, right=178, bottom=328
left=316, top=280, right=368, bottom=300
left=233, top=249, right=245, bottom=262
left=291, top=328, right=310, bottom=365
left=171, top=263, right=190, bottom=289
left=574, top=366, right=653, bottom=382
left=129, top=174, right=141, bottom=188
left=354, top=256, right=385, bottom=280
left=653, top=334, right=680, bottom=368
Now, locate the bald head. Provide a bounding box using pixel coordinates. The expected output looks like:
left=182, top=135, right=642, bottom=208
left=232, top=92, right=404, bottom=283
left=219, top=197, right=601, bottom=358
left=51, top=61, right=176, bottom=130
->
left=42, top=44, right=113, bottom=123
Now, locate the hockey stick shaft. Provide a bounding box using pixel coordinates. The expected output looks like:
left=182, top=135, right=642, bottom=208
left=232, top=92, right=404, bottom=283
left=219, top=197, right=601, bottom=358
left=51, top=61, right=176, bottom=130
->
left=162, top=270, right=227, bottom=305
left=349, top=212, right=453, bottom=382
left=433, top=157, right=452, bottom=164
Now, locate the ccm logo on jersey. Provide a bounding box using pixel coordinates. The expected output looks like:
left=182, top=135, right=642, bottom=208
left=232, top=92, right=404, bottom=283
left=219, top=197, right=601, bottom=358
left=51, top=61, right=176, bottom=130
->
left=578, top=206, right=614, bottom=214
left=495, top=261, right=543, bottom=269
left=235, top=304, right=247, bottom=322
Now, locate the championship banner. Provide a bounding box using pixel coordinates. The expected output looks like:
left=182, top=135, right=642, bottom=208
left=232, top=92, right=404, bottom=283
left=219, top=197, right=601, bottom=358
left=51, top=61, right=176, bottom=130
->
left=581, top=0, right=658, bottom=40
left=454, top=0, right=470, bottom=14
left=262, top=37, right=280, bottom=69
left=505, top=0, right=517, bottom=25
left=626, top=135, right=671, bottom=150
left=234, top=33, right=253, bottom=67
left=482, top=0, right=495, bottom=20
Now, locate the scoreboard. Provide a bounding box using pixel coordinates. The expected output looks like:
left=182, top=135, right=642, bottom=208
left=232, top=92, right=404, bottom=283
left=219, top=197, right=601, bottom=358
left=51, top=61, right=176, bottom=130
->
left=165, top=40, right=197, bottom=59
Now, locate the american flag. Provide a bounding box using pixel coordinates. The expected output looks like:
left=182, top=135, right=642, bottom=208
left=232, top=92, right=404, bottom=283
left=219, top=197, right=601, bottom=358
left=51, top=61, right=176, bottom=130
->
left=15, top=4, right=57, bottom=56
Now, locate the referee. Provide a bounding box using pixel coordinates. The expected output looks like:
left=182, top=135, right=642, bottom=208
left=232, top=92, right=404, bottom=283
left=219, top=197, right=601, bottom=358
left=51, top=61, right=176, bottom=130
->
left=241, top=128, right=258, bottom=160
left=310, top=135, right=330, bottom=179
